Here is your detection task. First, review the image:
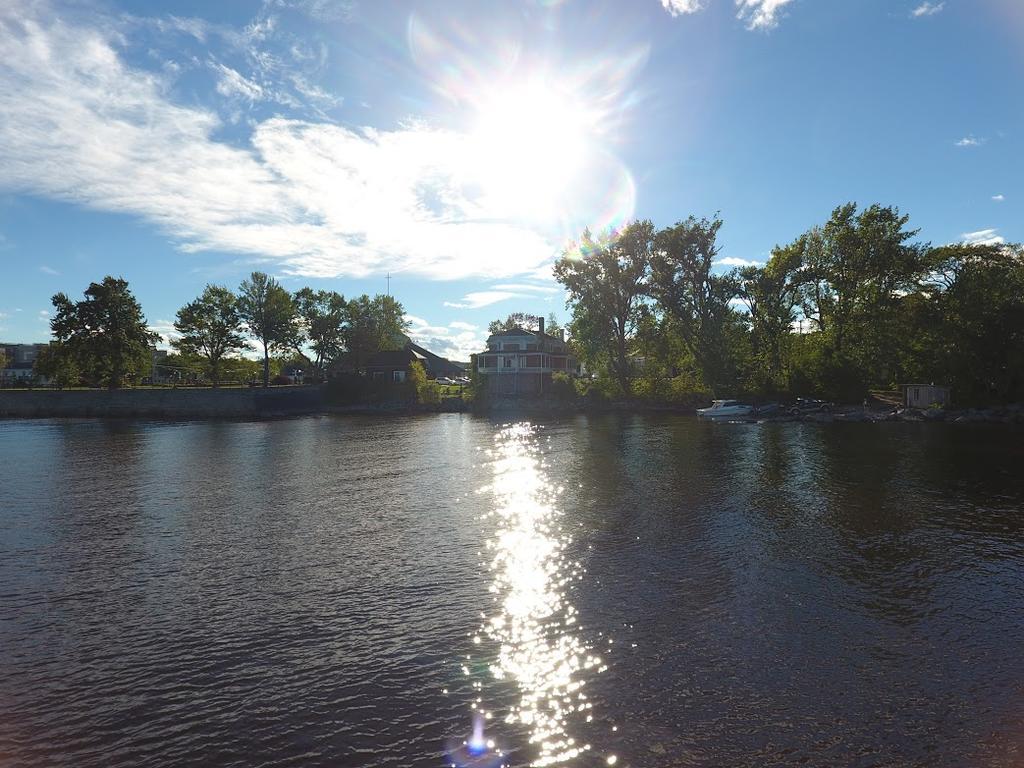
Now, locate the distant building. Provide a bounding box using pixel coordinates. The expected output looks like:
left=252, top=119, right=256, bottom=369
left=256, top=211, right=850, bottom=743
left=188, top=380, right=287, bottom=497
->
left=282, top=365, right=305, bottom=384
left=473, top=318, right=577, bottom=396
left=407, top=342, right=465, bottom=379
left=903, top=384, right=951, bottom=409
left=1, top=343, right=48, bottom=365
left=150, top=349, right=171, bottom=384
left=0, top=361, right=40, bottom=385
left=365, top=347, right=427, bottom=383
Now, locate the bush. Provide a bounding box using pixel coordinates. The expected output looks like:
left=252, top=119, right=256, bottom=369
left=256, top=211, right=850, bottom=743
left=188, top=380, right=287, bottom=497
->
left=409, top=361, right=440, bottom=405
left=550, top=372, right=576, bottom=402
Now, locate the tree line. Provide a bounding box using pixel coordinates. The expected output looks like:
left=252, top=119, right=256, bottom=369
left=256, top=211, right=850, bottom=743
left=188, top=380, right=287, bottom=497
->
left=553, top=203, right=1024, bottom=406
left=38, top=272, right=408, bottom=389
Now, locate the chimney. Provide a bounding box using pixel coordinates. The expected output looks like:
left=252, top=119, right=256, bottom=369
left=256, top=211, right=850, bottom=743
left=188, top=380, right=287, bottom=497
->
left=538, top=316, right=545, bottom=336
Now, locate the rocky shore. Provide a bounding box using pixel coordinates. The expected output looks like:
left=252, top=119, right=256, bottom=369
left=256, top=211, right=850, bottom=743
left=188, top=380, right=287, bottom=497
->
left=759, top=404, right=1024, bottom=424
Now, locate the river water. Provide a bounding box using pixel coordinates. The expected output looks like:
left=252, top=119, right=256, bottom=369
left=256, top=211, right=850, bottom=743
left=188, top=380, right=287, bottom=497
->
left=1, top=415, right=1023, bottom=767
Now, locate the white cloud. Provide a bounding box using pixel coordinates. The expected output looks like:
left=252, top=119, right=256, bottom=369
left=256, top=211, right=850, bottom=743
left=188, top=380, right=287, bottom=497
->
left=38, top=310, right=50, bottom=318
left=715, top=256, right=763, bottom=268
left=660, top=0, right=704, bottom=15
left=0, top=1, right=558, bottom=281
left=448, top=320, right=477, bottom=331
left=281, top=0, right=356, bottom=23
left=213, top=63, right=264, bottom=100
left=659, top=0, right=795, bottom=28
left=736, top=0, right=795, bottom=30
left=490, top=283, right=560, bottom=294
left=955, top=135, right=985, bottom=147
left=962, top=228, right=1005, bottom=246
left=39, top=265, right=60, bottom=275
left=443, top=291, right=528, bottom=309
left=992, top=194, right=1005, bottom=202
left=148, top=319, right=180, bottom=349
left=911, top=2, right=944, bottom=17
left=405, top=313, right=485, bottom=360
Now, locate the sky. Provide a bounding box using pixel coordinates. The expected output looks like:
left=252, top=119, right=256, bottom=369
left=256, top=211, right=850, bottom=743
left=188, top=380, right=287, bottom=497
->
left=0, top=0, right=1021, bottom=360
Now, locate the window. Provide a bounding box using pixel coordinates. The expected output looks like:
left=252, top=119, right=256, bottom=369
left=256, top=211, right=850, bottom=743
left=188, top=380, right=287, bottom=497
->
left=393, top=370, right=406, bottom=383
left=503, top=343, right=520, bottom=351
left=372, top=371, right=384, bottom=381
left=504, top=357, right=513, bottom=368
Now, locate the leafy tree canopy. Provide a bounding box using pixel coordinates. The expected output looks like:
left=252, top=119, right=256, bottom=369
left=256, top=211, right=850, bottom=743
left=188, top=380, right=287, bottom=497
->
left=49, top=276, right=159, bottom=389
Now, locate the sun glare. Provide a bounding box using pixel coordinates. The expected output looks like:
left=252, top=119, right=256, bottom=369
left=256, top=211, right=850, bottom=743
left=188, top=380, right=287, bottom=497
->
left=470, top=80, right=594, bottom=218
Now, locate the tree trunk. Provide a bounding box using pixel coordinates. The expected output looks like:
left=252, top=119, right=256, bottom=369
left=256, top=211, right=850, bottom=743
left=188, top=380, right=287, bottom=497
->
left=262, top=342, right=270, bottom=388
left=211, top=358, right=220, bottom=388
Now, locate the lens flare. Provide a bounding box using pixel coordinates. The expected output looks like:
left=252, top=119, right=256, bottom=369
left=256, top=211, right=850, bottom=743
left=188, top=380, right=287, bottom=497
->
left=405, top=10, right=643, bottom=241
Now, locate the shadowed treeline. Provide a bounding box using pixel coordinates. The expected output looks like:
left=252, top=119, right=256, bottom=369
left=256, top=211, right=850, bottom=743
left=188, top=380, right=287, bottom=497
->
left=552, top=204, right=1024, bottom=406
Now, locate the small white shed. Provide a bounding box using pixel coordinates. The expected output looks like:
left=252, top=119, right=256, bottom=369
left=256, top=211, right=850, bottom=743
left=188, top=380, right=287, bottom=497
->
left=903, top=384, right=951, bottom=409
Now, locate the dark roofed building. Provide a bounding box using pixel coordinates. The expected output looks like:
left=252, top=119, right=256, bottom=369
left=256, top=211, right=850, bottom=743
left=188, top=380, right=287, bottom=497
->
left=364, top=347, right=427, bottom=384
left=407, top=342, right=465, bottom=379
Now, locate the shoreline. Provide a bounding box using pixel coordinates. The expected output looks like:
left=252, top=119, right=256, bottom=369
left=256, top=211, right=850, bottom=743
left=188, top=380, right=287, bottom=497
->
left=1, top=387, right=1021, bottom=424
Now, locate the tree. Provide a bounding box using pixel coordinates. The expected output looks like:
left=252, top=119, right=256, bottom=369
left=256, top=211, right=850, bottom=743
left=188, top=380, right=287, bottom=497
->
left=488, top=312, right=540, bottom=335
left=733, top=239, right=804, bottom=392
left=293, top=288, right=347, bottom=377
left=49, top=276, right=159, bottom=389
left=409, top=360, right=440, bottom=405
left=237, top=272, right=300, bottom=387
left=172, top=285, right=247, bottom=386
left=927, top=243, right=1024, bottom=404
left=487, top=312, right=563, bottom=337
left=33, top=342, right=80, bottom=388
left=343, top=294, right=409, bottom=372
left=793, top=203, right=931, bottom=390
left=554, top=221, right=655, bottom=394
left=649, top=215, right=739, bottom=393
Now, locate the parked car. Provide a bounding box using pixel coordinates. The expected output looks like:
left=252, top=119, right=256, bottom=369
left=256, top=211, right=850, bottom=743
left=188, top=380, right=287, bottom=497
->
left=435, top=377, right=454, bottom=386
left=790, top=398, right=833, bottom=415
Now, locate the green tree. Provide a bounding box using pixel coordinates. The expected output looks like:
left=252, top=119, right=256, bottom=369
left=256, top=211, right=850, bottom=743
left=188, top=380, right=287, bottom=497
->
left=293, top=288, right=347, bottom=377
left=928, top=243, right=1024, bottom=404
left=49, top=276, right=159, bottom=389
left=237, top=272, right=300, bottom=387
left=488, top=312, right=540, bottom=335
left=487, top=312, right=564, bottom=337
left=409, top=359, right=440, bottom=405
left=649, top=215, right=739, bottom=394
left=554, top=221, right=655, bottom=395
left=343, top=294, right=409, bottom=372
left=172, top=285, right=247, bottom=386
left=33, top=342, right=80, bottom=388
left=733, top=239, right=804, bottom=393
left=793, top=203, right=931, bottom=391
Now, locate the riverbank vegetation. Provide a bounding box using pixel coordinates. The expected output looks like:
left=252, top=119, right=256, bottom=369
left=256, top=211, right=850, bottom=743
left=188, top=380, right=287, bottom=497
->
left=36, top=272, right=410, bottom=389
left=553, top=203, right=1024, bottom=407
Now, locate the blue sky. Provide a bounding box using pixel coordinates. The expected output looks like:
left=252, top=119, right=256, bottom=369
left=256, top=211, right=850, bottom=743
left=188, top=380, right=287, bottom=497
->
left=0, top=0, right=1021, bottom=360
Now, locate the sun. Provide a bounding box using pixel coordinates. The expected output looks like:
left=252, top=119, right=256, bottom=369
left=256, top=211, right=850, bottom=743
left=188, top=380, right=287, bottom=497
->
left=468, top=78, right=595, bottom=219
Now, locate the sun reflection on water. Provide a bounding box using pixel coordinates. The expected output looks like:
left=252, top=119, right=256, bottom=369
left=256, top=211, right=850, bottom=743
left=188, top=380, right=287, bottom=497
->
left=474, top=423, right=608, bottom=767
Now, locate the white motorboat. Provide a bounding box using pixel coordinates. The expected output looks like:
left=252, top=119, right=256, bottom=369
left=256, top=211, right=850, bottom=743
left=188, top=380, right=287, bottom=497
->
left=696, top=399, right=754, bottom=418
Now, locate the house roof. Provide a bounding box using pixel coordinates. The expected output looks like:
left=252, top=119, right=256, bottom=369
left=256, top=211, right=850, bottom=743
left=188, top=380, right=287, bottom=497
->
left=487, top=326, right=537, bottom=338
left=407, top=342, right=465, bottom=375
left=365, top=348, right=425, bottom=368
